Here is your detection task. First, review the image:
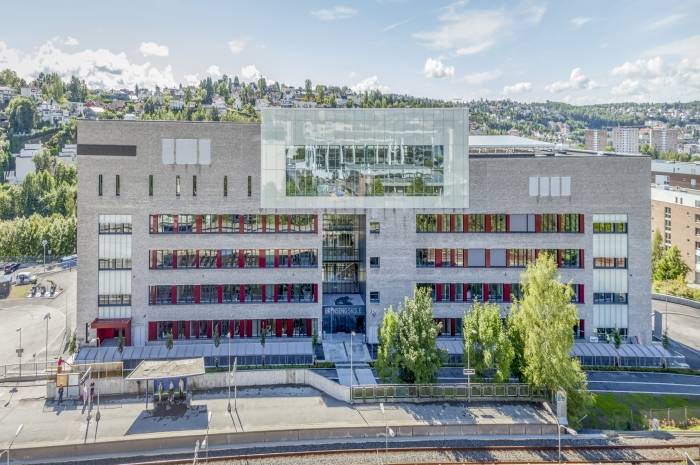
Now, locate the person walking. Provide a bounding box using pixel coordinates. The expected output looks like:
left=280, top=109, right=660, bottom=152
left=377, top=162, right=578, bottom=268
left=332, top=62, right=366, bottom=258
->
left=82, top=382, right=89, bottom=408
left=89, top=380, right=95, bottom=407
left=58, top=385, right=64, bottom=404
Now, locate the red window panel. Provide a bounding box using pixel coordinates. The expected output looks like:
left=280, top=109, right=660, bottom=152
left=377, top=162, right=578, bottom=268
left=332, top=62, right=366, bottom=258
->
left=239, top=285, right=246, bottom=303
left=171, top=285, right=177, bottom=304
left=150, top=251, right=157, bottom=269
left=578, top=214, right=584, bottom=233
left=436, top=284, right=443, bottom=302
left=483, top=283, right=490, bottom=302
left=464, top=214, right=470, bottom=232
left=217, top=214, right=223, bottom=232
left=579, top=249, right=585, bottom=268
left=450, top=319, right=456, bottom=336
left=246, top=320, right=253, bottom=338
left=239, top=215, right=245, bottom=233
left=273, top=284, right=279, bottom=302
left=535, top=214, right=542, bottom=233
left=172, top=321, right=178, bottom=339
left=287, top=284, right=292, bottom=302
left=484, top=215, right=492, bottom=232
left=192, top=321, right=199, bottom=338
left=206, top=321, right=213, bottom=338
left=238, top=249, right=245, bottom=268
left=485, top=249, right=491, bottom=267
left=436, top=215, right=443, bottom=232
left=503, top=283, right=511, bottom=303
left=195, top=215, right=202, bottom=233
left=306, top=319, right=313, bottom=337
left=261, top=215, right=267, bottom=233
left=578, top=284, right=585, bottom=303
left=148, top=322, right=157, bottom=341
left=556, top=214, right=562, bottom=232
left=195, top=250, right=200, bottom=269
left=556, top=250, right=562, bottom=268
left=450, top=214, right=455, bottom=232
left=579, top=319, right=585, bottom=338
left=184, top=321, right=190, bottom=339
left=435, top=249, right=443, bottom=268
left=463, top=283, right=469, bottom=302
left=450, top=249, right=455, bottom=267
left=172, top=250, right=178, bottom=269
left=274, top=250, right=280, bottom=268
left=313, top=283, right=318, bottom=302
left=217, top=285, right=223, bottom=304
left=150, top=215, right=158, bottom=233
left=450, top=283, right=456, bottom=302
left=260, top=249, right=267, bottom=268
left=464, top=249, right=469, bottom=267
left=150, top=286, right=156, bottom=305
left=505, top=214, right=510, bottom=232
left=286, top=319, right=294, bottom=337
left=173, top=215, right=179, bottom=233
left=194, top=285, right=201, bottom=304
left=216, top=250, right=222, bottom=268
left=275, top=320, right=283, bottom=337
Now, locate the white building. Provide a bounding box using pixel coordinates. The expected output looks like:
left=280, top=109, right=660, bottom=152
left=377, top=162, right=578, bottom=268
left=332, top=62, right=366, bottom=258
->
left=0, top=86, right=16, bottom=104
left=612, top=127, right=640, bottom=154
left=12, top=143, right=42, bottom=183
left=20, top=87, right=41, bottom=100
left=57, top=144, right=77, bottom=166
left=651, top=128, right=679, bottom=153
left=38, top=100, right=69, bottom=126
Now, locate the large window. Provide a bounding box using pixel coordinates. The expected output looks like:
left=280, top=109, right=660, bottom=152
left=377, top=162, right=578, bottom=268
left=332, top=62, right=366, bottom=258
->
left=178, top=215, right=195, bottom=233
left=202, top=214, right=218, bottom=233
left=199, top=250, right=217, bottom=269
left=222, top=284, right=240, bottom=303
left=200, top=285, right=218, bottom=303
left=416, top=249, right=435, bottom=267
left=221, top=214, right=240, bottom=233
left=176, top=249, right=196, bottom=268
left=593, top=292, right=628, bottom=304
left=285, top=144, right=444, bottom=197
left=490, top=214, right=507, bottom=232
left=594, top=257, right=627, bottom=269
left=541, top=214, right=557, bottom=233
left=560, top=214, right=581, bottom=233
left=593, top=222, right=627, bottom=233
left=560, top=249, right=581, bottom=268
left=468, top=214, right=485, bottom=232
left=176, top=285, right=195, bottom=304
left=155, top=250, right=173, bottom=269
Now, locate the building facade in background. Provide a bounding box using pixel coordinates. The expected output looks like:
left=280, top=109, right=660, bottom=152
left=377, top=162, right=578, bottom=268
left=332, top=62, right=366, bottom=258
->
left=76, top=109, right=652, bottom=360
left=584, top=129, right=607, bottom=151
left=651, top=128, right=679, bottom=154
left=612, top=127, right=640, bottom=154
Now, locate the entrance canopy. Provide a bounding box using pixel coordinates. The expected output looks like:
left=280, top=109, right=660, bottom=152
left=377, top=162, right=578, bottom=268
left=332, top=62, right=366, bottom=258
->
left=126, top=357, right=205, bottom=382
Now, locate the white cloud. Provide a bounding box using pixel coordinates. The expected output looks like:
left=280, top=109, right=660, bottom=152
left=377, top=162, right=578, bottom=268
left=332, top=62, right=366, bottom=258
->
left=611, top=79, right=643, bottom=97
left=310, top=6, right=357, bottom=21
left=611, top=56, right=664, bottom=77
left=647, top=13, right=685, bottom=30
left=206, top=65, right=222, bottom=77
left=570, top=16, right=591, bottom=29
left=64, top=36, right=79, bottom=46
left=0, top=39, right=176, bottom=89
left=545, top=68, right=597, bottom=93
left=503, top=81, right=532, bottom=95
left=350, top=76, right=389, bottom=93
left=413, top=1, right=545, bottom=56
left=383, top=19, right=410, bottom=32
left=228, top=38, right=247, bottom=54
left=423, top=57, right=455, bottom=78
left=240, top=64, right=262, bottom=81
left=461, top=69, right=501, bottom=85
left=644, top=35, right=700, bottom=59
left=139, top=41, right=169, bottom=57
left=184, top=74, right=199, bottom=85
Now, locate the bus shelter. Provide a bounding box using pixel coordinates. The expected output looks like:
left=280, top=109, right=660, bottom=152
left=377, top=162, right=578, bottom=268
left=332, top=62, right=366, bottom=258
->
left=126, top=357, right=205, bottom=409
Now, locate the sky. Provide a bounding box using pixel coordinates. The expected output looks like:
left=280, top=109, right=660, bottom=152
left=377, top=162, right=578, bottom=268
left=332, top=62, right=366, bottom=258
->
left=1, top=0, right=700, bottom=104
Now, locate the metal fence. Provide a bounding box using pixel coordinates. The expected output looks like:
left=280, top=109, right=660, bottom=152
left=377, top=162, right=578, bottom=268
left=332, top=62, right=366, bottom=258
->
left=645, top=406, right=700, bottom=430
left=0, top=362, right=53, bottom=382
left=351, top=383, right=548, bottom=403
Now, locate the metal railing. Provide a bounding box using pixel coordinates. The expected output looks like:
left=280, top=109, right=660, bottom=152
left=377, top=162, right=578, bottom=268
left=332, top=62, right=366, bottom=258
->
left=351, top=383, right=548, bottom=403
left=0, top=362, right=53, bottom=382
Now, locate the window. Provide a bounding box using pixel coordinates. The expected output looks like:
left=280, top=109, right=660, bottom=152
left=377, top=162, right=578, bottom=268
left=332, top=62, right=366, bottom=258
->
left=99, top=258, right=132, bottom=270
left=222, top=284, right=240, bottom=303
left=593, top=222, right=627, bottom=233
left=152, top=286, right=172, bottom=305
left=559, top=214, right=580, bottom=233
left=221, top=249, right=238, bottom=268
left=370, top=291, right=380, bottom=303
left=221, top=214, right=239, bottom=233
left=488, top=283, right=503, bottom=302
left=561, top=249, right=581, bottom=268
left=370, top=256, right=380, bottom=268
left=199, top=250, right=217, bottom=269
left=201, top=215, right=218, bottom=233
left=99, top=222, right=132, bottom=234
left=593, top=292, right=628, bottom=304
left=416, top=214, right=437, bottom=233
left=468, top=249, right=486, bottom=267
left=439, top=214, right=450, bottom=232
left=468, top=214, right=485, bottom=232
left=98, top=174, right=103, bottom=196
left=593, top=257, right=627, bottom=269
left=243, top=249, right=259, bottom=268
left=370, top=221, right=380, bottom=234
left=192, top=175, right=197, bottom=196
left=291, top=214, right=314, bottom=232
left=247, top=175, right=252, bottom=197
left=200, top=285, right=218, bottom=303
left=97, top=294, right=131, bottom=306
left=149, top=175, right=153, bottom=196
left=541, top=214, right=557, bottom=233
left=490, top=214, right=507, bottom=232
left=154, top=250, right=173, bottom=269
left=416, top=249, right=435, bottom=267
left=115, top=175, right=120, bottom=196
left=467, top=283, right=483, bottom=301
left=508, top=249, right=535, bottom=268
left=291, top=249, right=317, bottom=267
left=223, top=176, right=228, bottom=197
left=178, top=215, right=195, bottom=233
left=176, top=176, right=181, bottom=197
left=454, top=214, right=464, bottom=232
left=157, top=214, right=175, bottom=233
left=176, top=285, right=195, bottom=304
left=244, top=284, right=262, bottom=302
left=176, top=249, right=196, bottom=268
left=243, top=215, right=262, bottom=233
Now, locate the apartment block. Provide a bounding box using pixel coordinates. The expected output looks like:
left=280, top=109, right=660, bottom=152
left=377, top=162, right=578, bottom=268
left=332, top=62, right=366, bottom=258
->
left=651, top=128, right=679, bottom=154
left=612, top=127, right=640, bottom=154
left=584, top=129, right=607, bottom=151
left=76, top=109, right=653, bottom=365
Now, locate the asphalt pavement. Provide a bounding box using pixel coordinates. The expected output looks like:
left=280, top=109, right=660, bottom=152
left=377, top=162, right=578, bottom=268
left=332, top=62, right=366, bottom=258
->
left=652, top=298, right=700, bottom=368
left=586, top=370, right=700, bottom=395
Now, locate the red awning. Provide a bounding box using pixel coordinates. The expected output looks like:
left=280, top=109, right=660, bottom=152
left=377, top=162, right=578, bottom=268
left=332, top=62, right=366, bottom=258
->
left=91, top=318, right=131, bottom=329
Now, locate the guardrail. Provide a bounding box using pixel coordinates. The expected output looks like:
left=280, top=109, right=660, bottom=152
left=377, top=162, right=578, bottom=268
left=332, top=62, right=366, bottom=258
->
left=351, top=383, right=548, bottom=403
left=0, top=362, right=52, bottom=382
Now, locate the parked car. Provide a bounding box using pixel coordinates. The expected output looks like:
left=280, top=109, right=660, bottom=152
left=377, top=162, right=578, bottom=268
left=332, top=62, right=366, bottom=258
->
left=15, top=272, right=37, bottom=285
left=59, top=255, right=77, bottom=269
left=4, top=262, right=20, bottom=274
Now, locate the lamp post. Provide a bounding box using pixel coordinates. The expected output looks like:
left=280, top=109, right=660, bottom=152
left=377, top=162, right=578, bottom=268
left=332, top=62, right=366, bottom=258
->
left=1, top=424, right=24, bottom=465
left=557, top=418, right=562, bottom=464
left=464, top=329, right=477, bottom=402
left=16, top=328, right=22, bottom=383
left=204, top=411, right=212, bottom=464
left=42, top=239, right=48, bottom=272
left=43, top=313, right=51, bottom=370
left=193, top=439, right=200, bottom=465
left=350, top=330, right=355, bottom=395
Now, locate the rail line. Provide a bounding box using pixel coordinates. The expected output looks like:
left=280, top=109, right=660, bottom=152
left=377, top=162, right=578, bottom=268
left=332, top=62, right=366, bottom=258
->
left=123, top=442, right=700, bottom=465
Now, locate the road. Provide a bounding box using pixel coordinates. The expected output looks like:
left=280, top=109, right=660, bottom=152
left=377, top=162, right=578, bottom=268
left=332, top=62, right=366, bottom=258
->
left=586, top=370, right=700, bottom=395
left=0, top=267, right=76, bottom=370
left=652, top=297, right=700, bottom=368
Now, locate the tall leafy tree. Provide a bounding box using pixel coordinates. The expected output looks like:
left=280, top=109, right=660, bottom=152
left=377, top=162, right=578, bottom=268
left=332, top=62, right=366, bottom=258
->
left=651, top=229, right=664, bottom=275
left=510, top=253, right=592, bottom=418
left=654, top=245, right=690, bottom=281
left=375, top=307, right=400, bottom=382
left=396, top=287, right=445, bottom=383
left=463, top=301, right=513, bottom=382
left=7, top=96, right=36, bottom=134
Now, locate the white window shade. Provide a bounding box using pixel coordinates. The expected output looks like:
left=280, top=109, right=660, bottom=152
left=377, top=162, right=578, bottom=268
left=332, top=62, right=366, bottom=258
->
left=529, top=177, right=538, bottom=197
left=561, top=176, right=571, bottom=196
left=175, top=139, right=198, bottom=164
left=550, top=176, right=561, bottom=196
left=162, top=139, right=175, bottom=164
left=539, top=176, right=550, bottom=196
left=198, top=139, right=211, bottom=165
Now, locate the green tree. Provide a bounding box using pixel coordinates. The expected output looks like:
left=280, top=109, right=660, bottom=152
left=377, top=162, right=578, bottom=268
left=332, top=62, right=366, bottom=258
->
left=117, top=334, right=124, bottom=354
left=213, top=323, right=221, bottom=347
left=396, top=287, right=445, bottom=383
left=68, top=331, right=77, bottom=355
left=7, top=96, right=36, bottom=134
left=165, top=331, right=174, bottom=351
left=375, top=306, right=401, bottom=382
left=260, top=323, right=269, bottom=366
left=654, top=245, right=690, bottom=281
left=510, top=253, right=592, bottom=418
left=463, top=301, right=513, bottom=382
left=651, top=229, right=664, bottom=275
left=305, top=79, right=312, bottom=100
left=0, top=131, right=10, bottom=182
left=0, top=69, right=26, bottom=91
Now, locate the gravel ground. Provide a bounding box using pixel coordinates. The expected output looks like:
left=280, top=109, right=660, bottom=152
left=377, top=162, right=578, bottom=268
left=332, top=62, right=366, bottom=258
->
left=27, top=434, right=700, bottom=465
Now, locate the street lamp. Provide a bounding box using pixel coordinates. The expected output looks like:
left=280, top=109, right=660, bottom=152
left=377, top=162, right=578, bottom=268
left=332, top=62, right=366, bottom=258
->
left=350, top=331, right=356, bottom=395
left=203, top=411, right=212, bottom=464
left=42, top=239, right=48, bottom=271
left=464, top=329, right=477, bottom=402
left=16, top=328, right=22, bottom=383
left=1, top=424, right=24, bottom=465
left=379, top=403, right=394, bottom=461
left=43, top=313, right=51, bottom=370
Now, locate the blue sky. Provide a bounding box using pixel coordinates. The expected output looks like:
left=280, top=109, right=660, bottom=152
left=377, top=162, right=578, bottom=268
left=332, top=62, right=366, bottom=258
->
left=1, top=0, right=699, bottom=103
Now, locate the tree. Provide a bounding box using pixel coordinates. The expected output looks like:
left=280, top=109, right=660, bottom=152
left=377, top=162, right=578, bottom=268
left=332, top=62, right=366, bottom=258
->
left=396, top=287, right=445, bottom=383
left=67, top=76, right=87, bottom=102
left=7, top=96, right=36, bottom=134
left=662, top=328, right=669, bottom=349
left=652, top=229, right=664, bottom=275
left=260, top=323, right=269, bottom=366
left=305, top=79, right=312, bottom=100
left=654, top=245, right=690, bottom=282
left=509, top=253, right=592, bottom=418
left=68, top=331, right=77, bottom=355
left=257, top=77, right=267, bottom=98
left=165, top=331, right=174, bottom=351
left=612, top=328, right=621, bottom=349
left=213, top=323, right=221, bottom=348
left=117, top=333, right=124, bottom=354
left=375, top=306, right=401, bottom=382
left=462, top=301, right=513, bottom=382
left=0, top=69, right=26, bottom=91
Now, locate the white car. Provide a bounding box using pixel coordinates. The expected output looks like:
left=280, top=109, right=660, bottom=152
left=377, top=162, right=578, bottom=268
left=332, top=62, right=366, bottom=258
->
left=15, top=272, right=37, bottom=285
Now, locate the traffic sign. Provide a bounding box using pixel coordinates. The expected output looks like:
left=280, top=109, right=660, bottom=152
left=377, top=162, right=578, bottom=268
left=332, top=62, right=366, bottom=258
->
left=463, top=368, right=475, bottom=376
left=16, top=348, right=24, bottom=356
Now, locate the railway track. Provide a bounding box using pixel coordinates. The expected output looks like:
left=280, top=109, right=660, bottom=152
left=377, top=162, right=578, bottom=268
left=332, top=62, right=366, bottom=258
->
left=123, top=442, right=700, bottom=465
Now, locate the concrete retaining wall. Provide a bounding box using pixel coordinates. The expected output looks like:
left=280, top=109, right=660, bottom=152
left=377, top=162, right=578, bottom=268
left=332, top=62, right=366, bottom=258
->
left=47, top=368, right=350, bottom=403
left=653, top=293, right=700, bottom=310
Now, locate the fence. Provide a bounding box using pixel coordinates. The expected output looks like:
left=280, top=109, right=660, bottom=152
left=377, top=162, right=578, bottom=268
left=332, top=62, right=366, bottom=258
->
left=0, top=361, right=53, bottom=382
left=645, top=406, right=700, bottom=430
left=351, top=383, right=548, bottom=403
